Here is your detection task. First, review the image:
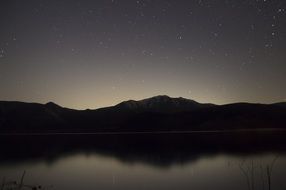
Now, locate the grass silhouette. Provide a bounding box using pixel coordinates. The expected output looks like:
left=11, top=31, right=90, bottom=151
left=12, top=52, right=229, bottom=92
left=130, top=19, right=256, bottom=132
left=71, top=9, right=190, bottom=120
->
left=0, top=171, right=52, bottom=190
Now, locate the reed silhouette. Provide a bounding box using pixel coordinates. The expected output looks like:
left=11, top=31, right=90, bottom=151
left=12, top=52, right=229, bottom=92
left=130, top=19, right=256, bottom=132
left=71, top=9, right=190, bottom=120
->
left=0, top=171, right=51, bottom=190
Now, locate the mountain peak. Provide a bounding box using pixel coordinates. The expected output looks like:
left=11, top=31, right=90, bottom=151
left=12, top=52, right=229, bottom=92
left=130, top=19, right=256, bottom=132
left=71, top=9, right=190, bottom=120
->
left=142, top=95, right=193, bottom=102
left=149, top=95, right=172, bottom=99
left=46, top=101, right=58, bottom=106
left=115, top=95, right=209, bottom=113
left=45, top=102, right=62, bottom=109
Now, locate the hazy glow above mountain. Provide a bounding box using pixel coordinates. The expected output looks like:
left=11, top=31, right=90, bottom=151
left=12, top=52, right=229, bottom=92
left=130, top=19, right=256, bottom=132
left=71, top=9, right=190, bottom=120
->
left=0, top=1, right=285, bottom=109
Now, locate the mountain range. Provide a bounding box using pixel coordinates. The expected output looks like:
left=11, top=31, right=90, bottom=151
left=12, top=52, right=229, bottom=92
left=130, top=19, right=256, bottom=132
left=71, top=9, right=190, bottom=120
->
left=0, top=95, right=285, bottom=133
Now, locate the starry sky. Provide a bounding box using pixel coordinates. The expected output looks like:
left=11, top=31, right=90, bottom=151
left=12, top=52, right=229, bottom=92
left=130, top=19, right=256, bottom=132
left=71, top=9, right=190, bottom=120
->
left=0, top=0, right=285, bottom=109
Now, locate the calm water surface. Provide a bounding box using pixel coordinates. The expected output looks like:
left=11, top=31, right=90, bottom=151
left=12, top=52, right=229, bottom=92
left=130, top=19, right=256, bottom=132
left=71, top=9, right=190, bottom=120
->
left=0, top=132, right=286, bottom=190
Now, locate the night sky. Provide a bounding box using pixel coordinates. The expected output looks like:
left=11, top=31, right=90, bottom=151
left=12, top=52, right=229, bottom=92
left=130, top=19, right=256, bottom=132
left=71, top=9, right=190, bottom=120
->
left=0, top=0, right=285, bottom=109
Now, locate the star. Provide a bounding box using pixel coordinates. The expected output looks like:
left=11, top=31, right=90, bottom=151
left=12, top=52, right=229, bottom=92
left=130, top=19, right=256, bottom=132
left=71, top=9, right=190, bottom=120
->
left=177, top=35, right=183, bottom=40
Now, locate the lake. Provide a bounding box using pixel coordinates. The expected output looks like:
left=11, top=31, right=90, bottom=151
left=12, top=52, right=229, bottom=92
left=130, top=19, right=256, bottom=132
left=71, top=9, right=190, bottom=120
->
left=0, top=132, right=286, bottom=190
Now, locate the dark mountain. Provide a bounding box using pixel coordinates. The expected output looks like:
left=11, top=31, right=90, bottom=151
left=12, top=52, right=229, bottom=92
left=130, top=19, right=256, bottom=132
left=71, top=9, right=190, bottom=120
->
left=0, top=101, right=68, bottom=132
left=272, top=102, right=286, bottom=108
left=114, top=95, right=215, bottom=113
left=0, top=96, right=285, bottom=133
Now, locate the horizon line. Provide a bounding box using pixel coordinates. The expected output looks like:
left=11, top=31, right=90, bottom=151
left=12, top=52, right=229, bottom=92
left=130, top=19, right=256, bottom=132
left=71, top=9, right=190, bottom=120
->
left=0, top=95, right=285, bottom=111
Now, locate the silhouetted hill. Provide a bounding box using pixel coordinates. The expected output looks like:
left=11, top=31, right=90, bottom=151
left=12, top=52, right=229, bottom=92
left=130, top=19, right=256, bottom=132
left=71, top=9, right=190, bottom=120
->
left=0, top=101, right=70, bottom=132
left=0, top=96, right=285, bottom=133
left=272, top=102, right=286, bottom=108
left=114, top=95, right=215, bottom=113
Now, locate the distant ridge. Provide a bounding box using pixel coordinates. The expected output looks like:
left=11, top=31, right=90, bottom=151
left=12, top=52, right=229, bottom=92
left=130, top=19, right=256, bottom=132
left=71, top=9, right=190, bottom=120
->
left=114, top=95, right=215, bottom=113
left=0, top=95, right=285, bottom=133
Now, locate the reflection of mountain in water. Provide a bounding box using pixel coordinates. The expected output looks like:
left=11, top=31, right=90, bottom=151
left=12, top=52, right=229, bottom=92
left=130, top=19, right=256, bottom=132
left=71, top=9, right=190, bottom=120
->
left=1, top=132, right=286, bottom=168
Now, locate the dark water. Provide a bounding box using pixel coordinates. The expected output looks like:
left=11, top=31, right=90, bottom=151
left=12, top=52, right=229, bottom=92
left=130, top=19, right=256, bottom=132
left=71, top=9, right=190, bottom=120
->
left=0, top=131, right=286, bottom=190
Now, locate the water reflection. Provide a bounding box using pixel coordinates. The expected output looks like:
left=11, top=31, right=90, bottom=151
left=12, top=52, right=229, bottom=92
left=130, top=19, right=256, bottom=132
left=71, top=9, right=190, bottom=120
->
left=0, top=132, right=286, bottom=167
left=0, top=132, right=286, bottom=190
